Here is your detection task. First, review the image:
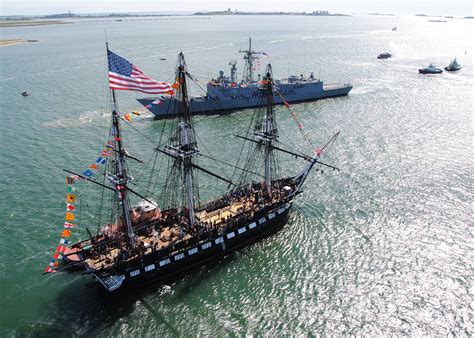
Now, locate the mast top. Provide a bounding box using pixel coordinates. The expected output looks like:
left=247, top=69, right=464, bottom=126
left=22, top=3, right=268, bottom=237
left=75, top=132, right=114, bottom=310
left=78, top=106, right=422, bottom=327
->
left=239, top=37, right=262, bottom=83
left=177, top=52, right=186, bottom=72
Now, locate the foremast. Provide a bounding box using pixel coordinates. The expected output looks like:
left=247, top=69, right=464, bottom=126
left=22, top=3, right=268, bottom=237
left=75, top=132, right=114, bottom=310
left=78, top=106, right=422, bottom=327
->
left=106, top=43, right=136, bottom=250
left=163, top=53, right=199, bottom=228
left=110, top=96, right=135, bottom=250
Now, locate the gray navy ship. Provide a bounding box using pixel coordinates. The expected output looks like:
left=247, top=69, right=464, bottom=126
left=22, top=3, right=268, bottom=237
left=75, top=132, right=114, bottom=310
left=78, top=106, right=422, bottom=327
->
left=138, top=38, right=352, bottom=118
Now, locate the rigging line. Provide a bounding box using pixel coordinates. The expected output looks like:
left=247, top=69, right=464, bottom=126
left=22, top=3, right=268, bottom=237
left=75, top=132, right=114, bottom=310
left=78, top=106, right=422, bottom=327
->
left=230, top=97, right=261, bottom=179
left=319, top=131, right=340, bottom=153
left=145, top=152, right=160, bottom=195
left=275, top=88, right=316, bottom=149
left=191, top=163, right=236, bottom=186
left=119, top=116, right=168, bottom=150
left=193, top=132, right=235, bottom=183
left=63, top=169, right=115, bottom=192
left=278, top=128, right=308, bottom=157
left=237, top=143, right=261, bottom=185
left=186, top=72, right=208, bottom=95
left=150, top=150, right=167, bottom=195
left=198, top=153, right=265, bottom=178
left=235, top=135, right=310, bottom=161
left=274, top=104, right=310, bottom=156
left=234, top=137, right=342, bottom=172
left=96, top=161, right=109, bottom=230
left=126, top=186, right=157, bottom=205
left=146, top=112, right=170, bottom=192
left=111, top=148, right=143, bottom=163
left=153, top=146, right=232, bottom=187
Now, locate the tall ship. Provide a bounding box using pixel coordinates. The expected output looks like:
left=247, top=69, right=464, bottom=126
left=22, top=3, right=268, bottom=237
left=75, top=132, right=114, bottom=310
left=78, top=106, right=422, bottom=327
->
left=138, top=38, right=352, bottom=118
left=44, top=47, right=340, bottom=292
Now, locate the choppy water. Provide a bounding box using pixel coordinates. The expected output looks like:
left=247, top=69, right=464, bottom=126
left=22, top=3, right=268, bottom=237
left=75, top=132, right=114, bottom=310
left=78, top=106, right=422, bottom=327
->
left=0, top=15, right=473, bottom=336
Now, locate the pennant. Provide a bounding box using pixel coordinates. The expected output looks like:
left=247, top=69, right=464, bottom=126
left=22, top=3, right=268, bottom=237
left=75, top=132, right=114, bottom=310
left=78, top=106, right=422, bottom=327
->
left=315, top=147, right=322, bottom=156
left=114, top=137, right=121, bottom=141
left=106, top=141, right=114, bottom=148
left=132, top=111, right=141, bottom=116
left=171, top=81, right=179, bottom=90
left=49, top=260, right=59, bottom=268
left=82, top=169, right=93, bottom=177
left=89, top=163, right=99, bottom=170
left=64, top=222, right=77, bottom=228
left=55, top=245, right=66, bottom=253
left=61, top=230, right=71, bottom=238
left=60, top=238, right=70, bottom=245
left=65, top=212, right=75, bottom=221
left=96, top=157, right=106, bottom=164
left=284, top=101, right=290, bottom=109
left=100, top=151, right=110, bottom=157
left=66, top=176, right=76, bottom=184
left=124, top=113, right=132, bottom=123
left=44, top=266, right=56, bottom=273
left=146, top=98, right=162, bottom=109
left=66, top=203, right=75, bottom=211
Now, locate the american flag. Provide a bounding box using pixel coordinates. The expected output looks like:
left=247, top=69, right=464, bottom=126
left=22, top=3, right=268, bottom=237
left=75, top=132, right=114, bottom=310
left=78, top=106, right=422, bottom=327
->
left=108, top=50, right=173, bottom=94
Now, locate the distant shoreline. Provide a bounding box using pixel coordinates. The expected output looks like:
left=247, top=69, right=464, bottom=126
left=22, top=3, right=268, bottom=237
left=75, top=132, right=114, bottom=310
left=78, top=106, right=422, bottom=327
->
left=193, top=10, right=350, bottom=17
left=0, top=20, right=69, bottom=28
left=1, top=11, right=351, bottom=22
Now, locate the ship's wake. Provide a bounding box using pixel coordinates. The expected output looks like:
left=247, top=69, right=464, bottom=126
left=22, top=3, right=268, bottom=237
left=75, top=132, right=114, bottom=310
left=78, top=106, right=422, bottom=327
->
left=42, top=108, right=152, bottom=128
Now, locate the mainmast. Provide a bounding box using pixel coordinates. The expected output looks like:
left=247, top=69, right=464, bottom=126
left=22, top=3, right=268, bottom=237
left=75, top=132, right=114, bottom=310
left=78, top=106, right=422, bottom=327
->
left=254, top=64, right=278, bottom=195
left=163, top=53, right=199, bottom=228
left=239, top=37, right=261, bottom=83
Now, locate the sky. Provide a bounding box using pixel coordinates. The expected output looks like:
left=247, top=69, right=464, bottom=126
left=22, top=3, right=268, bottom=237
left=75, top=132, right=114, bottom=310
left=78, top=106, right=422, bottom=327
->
left=0, top=0, right=472, bottom=17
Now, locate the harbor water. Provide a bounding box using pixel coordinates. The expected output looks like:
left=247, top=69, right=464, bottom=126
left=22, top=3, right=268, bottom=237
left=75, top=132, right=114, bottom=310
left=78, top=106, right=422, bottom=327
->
left=0, top=15, right=472, bottom=336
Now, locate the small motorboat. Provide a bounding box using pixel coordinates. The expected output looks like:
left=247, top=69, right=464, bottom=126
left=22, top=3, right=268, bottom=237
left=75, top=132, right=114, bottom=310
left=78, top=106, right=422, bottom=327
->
left=418, top=64, right=443, bottom=74
left=392, top=27, right=397, bottom=31
left=444, top=58, right=461, bottom=71
left=159, top=57, right=166, bottom=61
left=21, top=91, right=29, bottom=96
left=377, top=53, right=392, bottom=59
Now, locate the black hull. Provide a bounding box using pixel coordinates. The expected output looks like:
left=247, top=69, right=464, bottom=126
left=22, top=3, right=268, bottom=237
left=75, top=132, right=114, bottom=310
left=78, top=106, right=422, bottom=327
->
left=91, top=202, right=292, bottom=291
left=444, top=67, right=461, bottom=72
left=418, top=69, right=443, bottom=74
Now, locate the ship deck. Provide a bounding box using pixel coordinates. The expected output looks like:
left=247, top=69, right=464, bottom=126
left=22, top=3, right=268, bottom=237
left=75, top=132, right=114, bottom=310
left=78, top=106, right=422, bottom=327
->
left=83, top=181, right=294, bottom=271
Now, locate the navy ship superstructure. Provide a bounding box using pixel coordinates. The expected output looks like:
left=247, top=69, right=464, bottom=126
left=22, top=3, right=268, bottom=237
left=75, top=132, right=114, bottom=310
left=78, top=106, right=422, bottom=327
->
left=139, top=38, right=352, bottom=118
